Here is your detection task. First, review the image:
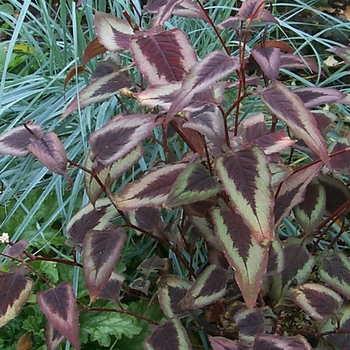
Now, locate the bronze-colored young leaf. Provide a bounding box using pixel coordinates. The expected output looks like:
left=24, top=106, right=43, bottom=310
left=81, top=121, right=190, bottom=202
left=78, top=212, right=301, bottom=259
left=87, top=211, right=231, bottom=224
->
left=254, top=334, right=312, bottom=349
left=94, top=11, right=134, bottom=52
left=82, top=37, right=107, bottom=66
left=16, top=332, right=32, bottom=350
left=84, top=146, right=143, bottom=205
left=98, top=271, right=125, bottom=302
left=290, top=283, right=342, bottom=321
left=208, top=335, right=239, bottom=350
left=131, top=27, right=197, bottom=86
left=89, top=114, right=159, bottom=168
left=166, top=163, right=221, bottom=208
left=45, top=321, right=65, bottom=350
left=37, top=282, right=80, bottom=350
left=212, top=201, right=269, bottom=309
left=251, top=48, right=280, bottom=81
left=234, top=307, right=265, bottom=342
left=0, top=123, right=42, bottom=157
left=260, top=81, right=330, bottom=167
left=274, top=163, right=322, bottom=228
left=143, top=317, right=192, bottom=350
left=0, top=273, right=34, bottom=327
left=216, top=147, right=274, bottom=244
left=179, top=265, right=228, bottom=310
left=158, top=275, right=192, bottom=318
left=113, top=163, right=187, bottom=211
left=320, top=251, right=350, bottom=300
left=83, top=228, right=126, bottom=303
left=293, top=180, right=326, bottom=234
left=66, top=198, right=117, bottom=246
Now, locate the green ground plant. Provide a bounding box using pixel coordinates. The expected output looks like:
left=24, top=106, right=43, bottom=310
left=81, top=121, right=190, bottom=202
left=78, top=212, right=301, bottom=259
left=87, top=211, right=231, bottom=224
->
left=1, top=0, right=350, bottom=349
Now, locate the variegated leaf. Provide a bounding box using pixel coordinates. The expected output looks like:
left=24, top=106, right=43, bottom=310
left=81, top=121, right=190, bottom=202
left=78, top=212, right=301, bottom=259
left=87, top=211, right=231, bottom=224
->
left=83, top=228, right=126, bottom=303
left=274, top=163, right=322, bottom=228
left=131, top=28, right=197, bottom=86
left=45, top=321, right=65, bottom=350
left=266, top=237, right=285, bottom=276
left=279, top=54, right=319, bottom=73
left=216, top=147, right=274, bottom=244
left=66, top=198, right=117, bottom=246
left=166, top=163, right=221, bottom=208
left=290, top=283, right=343, bottom=321
left=252, top=47, right=280, bottom=81
left=179, top=265, right=228, bottom=310
left=0, top=273, right=34, bottom=327
left=98, top=270, right=125, bottom=302
left=238, top=0, right=266, bottom=21
left=319, top=251, right=350, bottom=300
left=143, top=317, right=192, bottom=350
left=254, top=334, right=312, bottom=349
left=260, top=81, right=330, bottom=167
left=158, top=275, right=192, bottom=318
left=293, top=87, right=345, bottom=108
left=212, top=201, right=269, bottom=309
left=113, top=163, right=187, bottom=210
left=0, top=122, right=42, bottom=157
left=94, top=11, right=133, bottom=52
left=89, top=114, right=159, bottom=168
left=208, top=336, right=239, bottom=350
left=329, top=137, right=350, bottom=173
left=84, top=146, right=143, bottom=205
left=37, top=282, right=80, bottom=350
left=234, top=307, right=265, bottom=342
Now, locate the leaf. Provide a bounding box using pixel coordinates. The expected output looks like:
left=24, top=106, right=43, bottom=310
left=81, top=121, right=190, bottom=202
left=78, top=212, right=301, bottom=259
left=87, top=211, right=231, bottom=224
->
left=251, top=48, right=280, bottom=81
left=89, top=114, right=159, bottom=168
left=27, top=132, right=71, bottom=183
left=16, top=332, right=33, bottom=350
left=98, top=270, right=125, bottom=302
left=37, top=282, right=80, bottom=350
left=179, top=265, right=228, bottom=309
left=329, top=137, right=350, bottom=173
left=143, top=317, right=192, bottom=350
left=66, top=198, right=118, bottom=247
left=260, top=81, right=330, bottom=167
left=319, top=251, right=350, bottom=300
left=290, top=283, right=343, bottom=321
left=4, top=239, right=29, bottom=259
left=45, top=321, right=65, bottom=350
left=82, top=37, right=107, bottom=66
left=274, top=163, right=323, bottom=228
left=0, top=273, right=34, bottom=328
left=279, top=54, right=320, bottom=73
left=208, top=335, right=239, bottom=350
left=131, top=28, right=197, bottom=86
left=94, top=11, right=134, bottom=52
left=166, top=163, right=221, bottom=208
left=138, top=256, right=169, bottom=278
left=0, top=122, right=42, bottom=157
left=327, top=46, right=350, bottom=65
left=157, top=275, right=192, bottom=318
left=234, top=307, right=265, bottom=342
left=168, top=51, right=239, bottom=118
left=293, top=87, right=345, bottom=108
left=128, top=207, right=163, bottom=233
left=216, top=147, right=274, bottom=244
left=62, top=62, right=133, bottom=118
left=83, top=228, right=127, bottom=303
left=254, top=334, right=312, bottom=349
left=84, top=146, right=143, bottom=206
left=113, top=163, right=187, bottom=210
left=266, top=237, right=285, bottom=276
left=212, top=201, right=269, bottom=309
left=238, top=0, right=266, bottom=21
left=293, top=180, right=326, bottom=234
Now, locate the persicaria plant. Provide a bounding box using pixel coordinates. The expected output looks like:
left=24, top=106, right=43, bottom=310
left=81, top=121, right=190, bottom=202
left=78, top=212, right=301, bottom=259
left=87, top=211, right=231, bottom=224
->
left=2, top=0, right=350, bottom=349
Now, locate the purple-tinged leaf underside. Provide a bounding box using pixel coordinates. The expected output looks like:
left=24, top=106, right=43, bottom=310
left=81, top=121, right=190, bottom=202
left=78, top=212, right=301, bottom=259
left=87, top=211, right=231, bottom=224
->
left=143, top=317, right=192, bottom=350
left=3, top=239, right=29, bottom=259
left=327, top=46, right=350, bottom=65
left=254, top=334, right=312, bottom=350
left=148, top=0, right=182, bottom=26
left=89, top=114, right=159, bottom=168
left=260, top=81, right=330, bottom=167
left=238, top=0, right=266, bottom=21
left=166, top=163, right=221, bottom=208
left=131, top=28, right=197, bottom=86
left=290, top=283, right=342, bottom=321
left=274, top=162, right=323, bottom=228
left=216, top=147, right=274, bottom=244
left=212, top=201, right=269, bottom=309
left=279, top=54, right=319, bottom=73
left=84, top=146, right=143, bottom=205
left=98, top=270, right=125, bottom=302
left=292, top=87, right=345, bottom=108
left=0, top=273, right=34, bottom=327
left=83, top=228, right=127, bottom=303
left=0, top=123, right=42, bottom=157
left=266, top=237, right=285, bottom=276
left=234, top=307, right=265, bottom=342
left=251, top=48, right=280, bottom=81
left=179, top=265, right=228, bottom=310
left=94, top=11, right=133, bottom=52
left=113, top=163, right=187, bottom=210
left=62, top=68, right=133, bottom=118
left=208, top=335, right=239, bottom=350
left=320, top=251, right=350, bottom=300
left=45, top=321, right=65, bottom=350
left=157, top=275, right=192, bottom=318
left=168, top=51, right=239, bottom=118
left=66, top=198, right=117, bottom=246
left=293, top=180, right=326, bottom=234
left=37, top=282, right=80, bottom=350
